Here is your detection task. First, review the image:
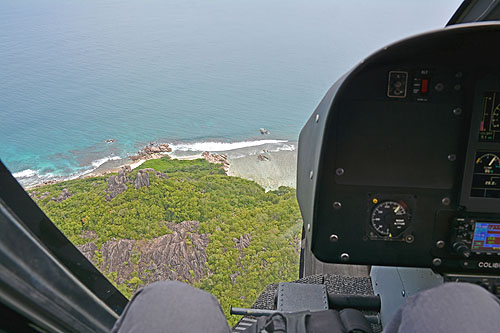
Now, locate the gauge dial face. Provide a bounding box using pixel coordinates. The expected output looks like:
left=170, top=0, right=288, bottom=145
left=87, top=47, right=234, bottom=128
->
left=475, top=153, right=500, bottom=174
left=371, top=201, right=410, bottom=237
left=471, top=152, right=500, bottom=198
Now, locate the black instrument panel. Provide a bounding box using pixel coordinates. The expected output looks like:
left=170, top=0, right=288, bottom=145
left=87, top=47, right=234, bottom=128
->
left=297, top=23, right=500, bottom=276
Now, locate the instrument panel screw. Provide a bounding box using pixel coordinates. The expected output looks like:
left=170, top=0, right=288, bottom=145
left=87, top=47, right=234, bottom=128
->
left=336, top=168, right=344, bottom=176
left=315, top=114, right=320, bottom=123
left=340, top=253, right=350, bottom=262
left=329, top=234, right=339, bottom=242
left=333, top=202, right=342, bottom=210
left=432, top=258, right=442, bottom=266
left=453, top=107, right=462, bottom=116
left=447, top=154, right=456, bottom=162
left=405, top=235, right=415, bottom=243
left=436, top=240, right=445, bottom=248
left=309, top=170, right=314, bottom=179
left=454, top=84, right=461, bottom=91
left=442, top=197, right=451, bottom=206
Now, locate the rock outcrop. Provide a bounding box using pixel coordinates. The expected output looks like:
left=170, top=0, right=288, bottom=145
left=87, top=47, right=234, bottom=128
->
left=130, top=143, right=172, bottom=161
left=78, top=242, right=98, bottom=261
left=134, top=170, right=150, bottom=189
left=233, top=233, right=251, bottom=252
left=201, top=151, right=229, bottom=173
left=257, top=154, right=270, bottom=161
left=230, top=234, right=252, bottom=284
left=29, top=191, right=51, bottom=200
left=140, top=168, right=169, bottom=179
left=103, top=167, right=169, bottom=200
left=51, top=188, right=72, bottom=203
left=105, top=166, right=131, bottom=201
left=78, top=221, right=210, bottom=286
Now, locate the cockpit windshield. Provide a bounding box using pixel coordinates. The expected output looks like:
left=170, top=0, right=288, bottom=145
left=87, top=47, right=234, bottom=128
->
left=0, top=0, right=462, bottom=326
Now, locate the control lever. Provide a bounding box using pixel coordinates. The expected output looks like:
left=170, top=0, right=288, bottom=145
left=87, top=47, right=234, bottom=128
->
left=229, top=307, right=381, bottom=325
left=452, top=241, right=471, bottom=258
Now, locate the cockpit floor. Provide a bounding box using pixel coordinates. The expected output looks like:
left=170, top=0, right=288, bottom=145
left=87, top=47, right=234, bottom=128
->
left=232, top=274, right=382, bottom=332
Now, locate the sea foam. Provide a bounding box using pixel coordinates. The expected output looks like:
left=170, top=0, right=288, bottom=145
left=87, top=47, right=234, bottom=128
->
left=13, top=169, right=38, bottom=178
left=90, top=155, right=122, bottom=168
left=169, top=140, right=288, bottom=152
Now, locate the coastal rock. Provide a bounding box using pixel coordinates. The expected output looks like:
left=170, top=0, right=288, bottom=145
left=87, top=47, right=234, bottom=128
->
left=92, top=221, right=209, bottom=286
left=201, top=151, right=230, bottom=173
left=158, top=143, right=171, bottom=151
left=51, top=188, right=72, bottom=203
left=134, top=170, right=150, bottom=189
left=129, top=155, right=142, bottom=161
left=257, top=154, right=270, bottom=161
left=130, top=143, right=173, bottom=161
left=105, top=166, right=131, bottom=201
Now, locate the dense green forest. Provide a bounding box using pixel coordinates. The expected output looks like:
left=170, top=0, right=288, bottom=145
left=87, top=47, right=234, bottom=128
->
left=30, top=157, right=302, bottom=325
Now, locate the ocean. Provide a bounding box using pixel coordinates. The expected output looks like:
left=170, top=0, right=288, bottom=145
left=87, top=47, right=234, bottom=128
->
left=0, top=0, right=461, bottom=187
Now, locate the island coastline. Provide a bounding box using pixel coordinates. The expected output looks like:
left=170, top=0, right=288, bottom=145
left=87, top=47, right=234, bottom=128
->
left=23, top=140, right=298, bottom=191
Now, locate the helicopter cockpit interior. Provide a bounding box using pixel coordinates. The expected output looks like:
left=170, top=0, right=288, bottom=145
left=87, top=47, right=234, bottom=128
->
left=297, top=15, right=500, bottom=328
left=2, top=1, right=500, bottom=332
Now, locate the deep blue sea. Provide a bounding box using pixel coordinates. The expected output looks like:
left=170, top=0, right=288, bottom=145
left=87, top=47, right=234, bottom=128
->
left=0, top=0, right=461, bottom=186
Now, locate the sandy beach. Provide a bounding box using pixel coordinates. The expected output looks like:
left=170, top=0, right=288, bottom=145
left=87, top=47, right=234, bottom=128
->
left=228, top=150, right=297, bottom=190
left=89, top=141, right=298, bottom=190
left=23, top=140, right=298, bottom=191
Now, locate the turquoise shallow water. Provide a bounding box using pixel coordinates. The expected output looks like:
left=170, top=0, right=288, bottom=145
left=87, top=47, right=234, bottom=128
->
left=0, top=0, right=461, bottom=186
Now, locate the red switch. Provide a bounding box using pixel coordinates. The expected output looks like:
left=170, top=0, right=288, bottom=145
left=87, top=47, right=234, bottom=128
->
left=421, top=79, right=429, bottom=93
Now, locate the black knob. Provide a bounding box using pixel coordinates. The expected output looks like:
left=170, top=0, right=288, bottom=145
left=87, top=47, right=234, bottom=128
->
left=453, top=241, right=471, bottom=258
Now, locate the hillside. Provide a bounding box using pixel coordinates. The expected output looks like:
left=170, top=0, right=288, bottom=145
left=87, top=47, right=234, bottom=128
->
left=29, top=157, right=302, bottom=325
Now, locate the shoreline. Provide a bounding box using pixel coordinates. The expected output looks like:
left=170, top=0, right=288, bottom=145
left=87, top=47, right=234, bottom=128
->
left=22, top=140, right=297, bottom=191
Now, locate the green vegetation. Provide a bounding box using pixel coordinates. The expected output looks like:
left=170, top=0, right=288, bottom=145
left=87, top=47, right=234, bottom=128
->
left=31, top=157, right=302, bottom=326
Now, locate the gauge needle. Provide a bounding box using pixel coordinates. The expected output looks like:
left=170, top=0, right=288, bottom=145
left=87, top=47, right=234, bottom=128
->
left=489, top=157, right=497, bottom=166
left=394, top=206, right=400, bottom=213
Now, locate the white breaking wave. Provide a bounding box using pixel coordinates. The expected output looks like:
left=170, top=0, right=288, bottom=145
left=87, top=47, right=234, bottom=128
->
left=169, top=140, right=288, bottom=152
left=13, top=169, right=38, bottom=178
left=269, top=144, right=296, bottom=152
left=14, top=155, right=123, bottom=187
left=13, top=168, right=58, bottom=188
left=90, top=155, right=121, bottom=168
left=77, top=155, right=123, bottom=177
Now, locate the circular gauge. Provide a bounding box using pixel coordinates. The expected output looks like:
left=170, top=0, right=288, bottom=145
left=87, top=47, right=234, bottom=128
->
left=475, top=153, right=500, bottom=174
left=371, top=201, right=410, bottom=237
